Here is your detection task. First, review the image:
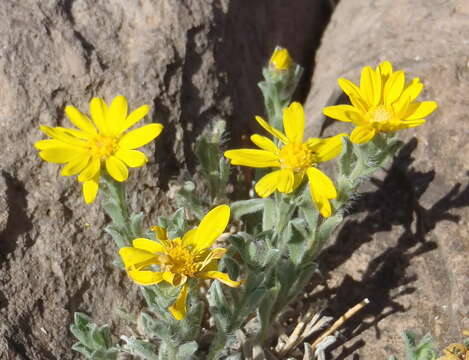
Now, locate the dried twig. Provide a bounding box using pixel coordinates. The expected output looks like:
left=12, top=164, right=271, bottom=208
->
left=311, top=298, right=370, bottom=349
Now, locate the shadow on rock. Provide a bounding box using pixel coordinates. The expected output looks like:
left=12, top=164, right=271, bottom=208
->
left=310, top=138, right=469, bottom=359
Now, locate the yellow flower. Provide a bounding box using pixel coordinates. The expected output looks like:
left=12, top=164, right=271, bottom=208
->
left=224, top=102, right=345, bottom=217
left=35, top=95, right=163, bottom=204
left=437, top=343, right=469, bottom=360
left=323, top=61, right=438, bottom=144
left=270, top=48, right=293, bottom=71
left=119, top=205, right=241, bottom=320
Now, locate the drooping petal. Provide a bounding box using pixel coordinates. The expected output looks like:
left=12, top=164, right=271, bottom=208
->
left=276, top=168, right=295, bottom=193
left=306, top=167, right=337, bottom=218
left=61, top=153, right=90, bottom=176
left=119, top=247, right=158, bottom=269
left=383, top=70, right=405, bottom=105
left=193, top=205, right=230, bottom=251
left=128, top=269, right=163, bottom=285
left=254, top=116, right=288, bottom=143
left=107, top=95, right=128, bottom=135
left=89, top=97, right=109, bottom=134
left=105, top=156, right=129, bottom=182
left=133, top=238, right=165, bottom=253
left=39, top=147, right=83, bottom=164
left=250, top=134, right=278, bottom=153
left=255, top=170, right=281, bottom=198
left=82, top=171, right=100, bottom=204
left=313, top=134, right=346, bottom=162
left=168, top=283, right=190, bottom=320
left=78, top=157, right=101, bottom=182
left=115, top=149, right=148, bottom=168
left=404, top=101, right=437, bottom=121
left=323, top=105, right=359, bottom=122
left=350, top=126, right=376, bottom=144
left=65, top=105, right=97, bottom=135
left=338, top=78, right=361, bottom=99
left=224, top=149, right=280, bottom=168
left=196, top=271, right=242, bottom=288
left=118, top=123, right=163, bottom=150
left=306, top=167, right=337, bottom=199
left=283, top=102, right=305, bottom=142
left=120, top=104, right=150, bottom=134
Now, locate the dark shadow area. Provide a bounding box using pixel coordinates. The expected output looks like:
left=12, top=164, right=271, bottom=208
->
left=214, top=0, right=334, bottom=143
left=306, top=139, right=469, bottom=359
left=0, top=171, right=33, bottom=261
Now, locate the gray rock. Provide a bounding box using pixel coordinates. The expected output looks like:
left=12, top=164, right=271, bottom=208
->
left=304, top=0, right=469, bottom=358
left=0, top=0, right=329, bottom=358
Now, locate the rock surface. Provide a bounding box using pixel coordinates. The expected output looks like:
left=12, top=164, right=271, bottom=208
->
left=0, top=0, right=330, bottom=358
left=304, top=0, right=469, bottom=358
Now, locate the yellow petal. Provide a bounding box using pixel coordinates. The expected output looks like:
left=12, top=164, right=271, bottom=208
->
left=323, top=105, right=359, bottom=122
left=350, top=126, right=376, bottom=144
left=61, top=154, right=90, bottom=176
left=193, top=205, right=230, bottom=251
left=82, top=173, right=100, bottom=204
left=120, top=104, right=150, bottom=134
left=181, top=228, right=197, bottom=248
left=402, top=77, right=423, bottom=101
left=404, top=101, right=437, bottom=121
left=224, top=149, right=280, bottom=168
left=197, top=271, right=242, bottom=288
left=306, top=167, right=337, bottom=217
left=107, top=95, right=128, bottom=135
left=250, top=134, right=278, bottom=153
left=255, top=116, right=288, bottom=143
left=78, top=157, right=101, bottom=182
left=383, top=70, right=405, bottom=105
left=306, top=167, right=337, bottom=198
left=360, top=66, right=375, bottom=105
left=115, top=149, right=148, bottom=168
left=338, top=78, right=361, bottom=99
left=89, top=97, right=109, bottom=134
left=128, top=269, right=163, bottom=285
left=168, top=283, right=190, bottom=320
left=349, top=95, right=368, bottom=116
left=151, top=225, right=168, bottom=241
left=119, top=247, right=158, bottom=268
left=65, top=105, right=97, bottom=135
left=392, top=96, right=411, bottom=119
left=105, top=156, right=129, bottom=182
left=276, top=168, right=295, bottom=193
left=313, top=134, right=346, bottom=162
left=255, top=170, right=281, bottom=198
left=283, top=102, right=304, bottom=142
left=118, top=123, right=163, bottom=150
left=377, top=61, right=393, bottom=78
left=39, top=125, right=87, bottom=148
left=397, top=119, right=426, bottom=129
left=35, top=139, right=68, bottom=150
left=39, top=147, right=82, bottom=164
left=133, top=238, right=165, bottom=253
left=162, top=271, right=176, bottom=285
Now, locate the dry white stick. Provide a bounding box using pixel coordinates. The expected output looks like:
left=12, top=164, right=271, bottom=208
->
left=311, top=298, right=370, bottom=349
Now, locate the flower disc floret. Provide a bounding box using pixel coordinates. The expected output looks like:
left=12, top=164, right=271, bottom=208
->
left=34, top=95, right=163, bottom=204
left=224, top=102, right=345, bottom=217
left=119, top=205, right=242, bottom=320
left=323, top=61, right=437, bottom=144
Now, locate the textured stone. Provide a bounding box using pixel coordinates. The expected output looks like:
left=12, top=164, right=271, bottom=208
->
left=0, top=0, right=330, bottom=358
left=304, top=0, right=469, bottom=358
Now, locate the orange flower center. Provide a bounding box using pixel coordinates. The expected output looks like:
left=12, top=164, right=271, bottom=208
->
left=279, top=142, right=314, bottom=171
left=88, top=135, right=117, bottom=159
left=161, top=243, right=199, bottom=277
left=369, top=106, right=393, bottom=124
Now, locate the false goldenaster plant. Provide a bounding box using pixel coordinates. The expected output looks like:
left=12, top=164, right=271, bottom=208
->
left=224, top=102, right=344, bottom=217
left=323, top=61, right=437, bottom=144
left=119, top=205, right=241, bottom=320
left=35, top=95, right=163, bottom=203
